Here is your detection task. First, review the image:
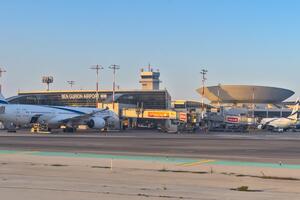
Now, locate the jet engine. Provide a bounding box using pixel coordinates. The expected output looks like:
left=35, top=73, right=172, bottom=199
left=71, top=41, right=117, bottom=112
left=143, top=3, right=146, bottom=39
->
left=87, top=117, right=106, bottom=129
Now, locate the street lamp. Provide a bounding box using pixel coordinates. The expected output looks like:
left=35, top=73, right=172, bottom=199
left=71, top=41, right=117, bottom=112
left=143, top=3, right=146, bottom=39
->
left=67, top=80, right=75, bottom=89
left=217, top=83, right=221, bottom=109
left=109, top=64, right=120, bottom=109
left=0, top=67, right=6, bottom=93
left=252, top=87, right=255, bottom=118
left=200, top=69, right=208, bottom=119
left=90, top=64, right=103, bottom=108
left=42, top=76, right=54, bottom=91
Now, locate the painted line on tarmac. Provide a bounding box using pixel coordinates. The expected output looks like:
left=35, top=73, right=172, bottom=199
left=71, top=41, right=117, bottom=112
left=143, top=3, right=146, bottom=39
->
left=1, top=149, right=300, bottom=169
left=178, top=159, right=216, bottom=167
left=0, top=150, right=19, bottom=154
left=0, top=150, right=197, bottom=164
left=30, top=151, right=198, bottom=163
left=179, top=159, right=300, bottom=169
left=212, top=160, right=300, bottom=169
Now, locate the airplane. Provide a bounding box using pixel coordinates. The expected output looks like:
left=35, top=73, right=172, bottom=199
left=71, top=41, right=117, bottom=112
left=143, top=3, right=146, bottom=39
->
left=0, top=93, right=119, bottom=132
left=258, top=99, right=299, bottom=132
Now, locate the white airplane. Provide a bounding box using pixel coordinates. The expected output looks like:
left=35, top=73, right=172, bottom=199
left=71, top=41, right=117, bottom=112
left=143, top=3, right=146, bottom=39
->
left=0, top=94, right=119, bottom=132
left=258, top=100, right=299, bottom=131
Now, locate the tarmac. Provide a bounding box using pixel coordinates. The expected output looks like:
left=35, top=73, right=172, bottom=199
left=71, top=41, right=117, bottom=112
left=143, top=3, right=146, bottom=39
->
left=0, top=130, right=300, bottom=199
left=0, top=129, right=300, bottom=164
left=0, top=149, right=300, bottom=200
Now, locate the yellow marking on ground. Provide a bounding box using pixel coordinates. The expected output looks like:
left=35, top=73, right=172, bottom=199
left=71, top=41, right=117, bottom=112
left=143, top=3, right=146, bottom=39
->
left=178, top=160, right=215, bottom=167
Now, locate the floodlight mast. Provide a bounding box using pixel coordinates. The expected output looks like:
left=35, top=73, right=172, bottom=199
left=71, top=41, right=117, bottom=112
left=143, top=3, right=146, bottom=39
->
left=200, top=69, right=208, bottom=119
left=67, top=80, right=75, bottom=89
left=252, top=87, right=255, bottom=118
left=217, top=83, right=221, bottom=109
left=42, top=76, right=54, bottom=91
left=0, top=67, right=6, bottom=93
left=109, top=64, right=120, bottom=109
left=90, top=64, right=103, bottom=108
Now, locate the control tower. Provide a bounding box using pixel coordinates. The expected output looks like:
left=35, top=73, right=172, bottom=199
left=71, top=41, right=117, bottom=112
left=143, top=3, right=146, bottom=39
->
left=139, top=65, right=161, bottom=90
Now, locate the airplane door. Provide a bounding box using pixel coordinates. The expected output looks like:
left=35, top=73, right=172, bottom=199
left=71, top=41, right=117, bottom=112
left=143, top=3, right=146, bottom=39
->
left=0, top=106, right=5, bottom=114
left=16, top=106, right=21, bottom=126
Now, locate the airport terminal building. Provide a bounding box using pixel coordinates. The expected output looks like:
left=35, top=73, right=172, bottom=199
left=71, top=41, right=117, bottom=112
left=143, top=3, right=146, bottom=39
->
left=7, top=89, right=171, bottom=110
left=5, top=65, right=298, bottom=126
left=7, top=67, right=172, bottom=110
left=6, top=68, right=174, bottom=129
left=197, top=85, right=296, bottom=118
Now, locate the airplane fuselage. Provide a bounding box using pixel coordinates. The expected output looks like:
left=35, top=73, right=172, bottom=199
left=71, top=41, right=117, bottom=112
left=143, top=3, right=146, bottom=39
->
left=0, top=104, right=118, bottom=129
left=260, top=117, right=297, bottom=129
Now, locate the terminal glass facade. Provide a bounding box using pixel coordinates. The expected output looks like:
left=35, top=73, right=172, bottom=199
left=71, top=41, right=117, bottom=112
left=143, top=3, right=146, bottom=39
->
left=8, top=90, right=171, bottom=109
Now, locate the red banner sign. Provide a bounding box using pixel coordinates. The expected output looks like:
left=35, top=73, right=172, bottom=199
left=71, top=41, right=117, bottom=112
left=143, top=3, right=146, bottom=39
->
left=179, top=112, right=187, bottom=122
left=226, top=116, right=240, bottom=123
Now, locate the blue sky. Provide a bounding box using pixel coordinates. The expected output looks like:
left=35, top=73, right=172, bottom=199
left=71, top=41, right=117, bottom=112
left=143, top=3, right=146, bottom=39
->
left=0, top=0, right=300, bottom=100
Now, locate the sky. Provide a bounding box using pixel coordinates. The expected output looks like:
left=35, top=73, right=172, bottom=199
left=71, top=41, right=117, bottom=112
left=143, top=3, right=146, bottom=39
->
left=0, top=0, right=300, bottom=101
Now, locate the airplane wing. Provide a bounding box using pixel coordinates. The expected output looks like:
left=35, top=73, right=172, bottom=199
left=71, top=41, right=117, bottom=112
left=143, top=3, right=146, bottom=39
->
left=58, top=108, right=109, bottom=124
left=261, top=118, right=278, bottom=127
left=265, top=118, right=277, bottom=124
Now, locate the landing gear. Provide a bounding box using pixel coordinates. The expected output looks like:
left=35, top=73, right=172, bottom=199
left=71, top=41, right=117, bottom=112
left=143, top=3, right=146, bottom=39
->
left=272, top=127, right=284, bottom=133
left=7, top=123, right=17, bottom=133
left=63, top=127, right=77, bottom=133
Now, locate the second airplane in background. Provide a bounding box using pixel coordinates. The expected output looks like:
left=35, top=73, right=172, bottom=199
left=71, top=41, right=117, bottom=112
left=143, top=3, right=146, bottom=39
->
left=258, top=99, right=299, bottom=132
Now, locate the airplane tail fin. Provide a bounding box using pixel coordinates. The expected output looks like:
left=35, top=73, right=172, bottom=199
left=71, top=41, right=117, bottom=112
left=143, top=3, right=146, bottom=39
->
left=288, top=98, right=299, bottom=120
left=0, top=93, right=8, bottom=104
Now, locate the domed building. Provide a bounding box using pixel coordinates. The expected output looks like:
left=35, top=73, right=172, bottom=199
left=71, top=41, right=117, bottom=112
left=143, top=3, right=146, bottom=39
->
left=197, top=85, right=294, bottom=104
left=197, top=85, right=295, bottom=118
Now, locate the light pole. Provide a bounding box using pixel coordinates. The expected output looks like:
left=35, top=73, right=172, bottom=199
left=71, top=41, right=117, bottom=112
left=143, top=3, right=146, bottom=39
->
left=252, top=87, right=255, bottom=118
left=200, top=69, right=208, bottom=119
left=109, top=64, right=120, bottom=109
left=67, top=80, right=75, bottom=89
left=42, top=76, right=54, bottom=91
left=90, top=64, right=103, bottom=108
left=0, top=67, right=6, bottom=93
left=217, top=83, right=221, bottom=109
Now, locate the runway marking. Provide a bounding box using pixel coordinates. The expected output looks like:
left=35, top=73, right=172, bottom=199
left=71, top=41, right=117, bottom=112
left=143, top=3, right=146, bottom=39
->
left=19, top=151, right=40, bottom=155
left=0, top=150, right=18, bottom=154
left=25, top=151, right=198, bottom=164
left=212, top=160, right=300, bottom=169
left=178, top=159, right=216, bottom=167
left=1, top=149, right=300, bottom=169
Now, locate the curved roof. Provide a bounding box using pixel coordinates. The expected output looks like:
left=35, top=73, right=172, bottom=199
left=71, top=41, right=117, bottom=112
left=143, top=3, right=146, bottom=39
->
left=196, top=85, right=294, bottom=103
